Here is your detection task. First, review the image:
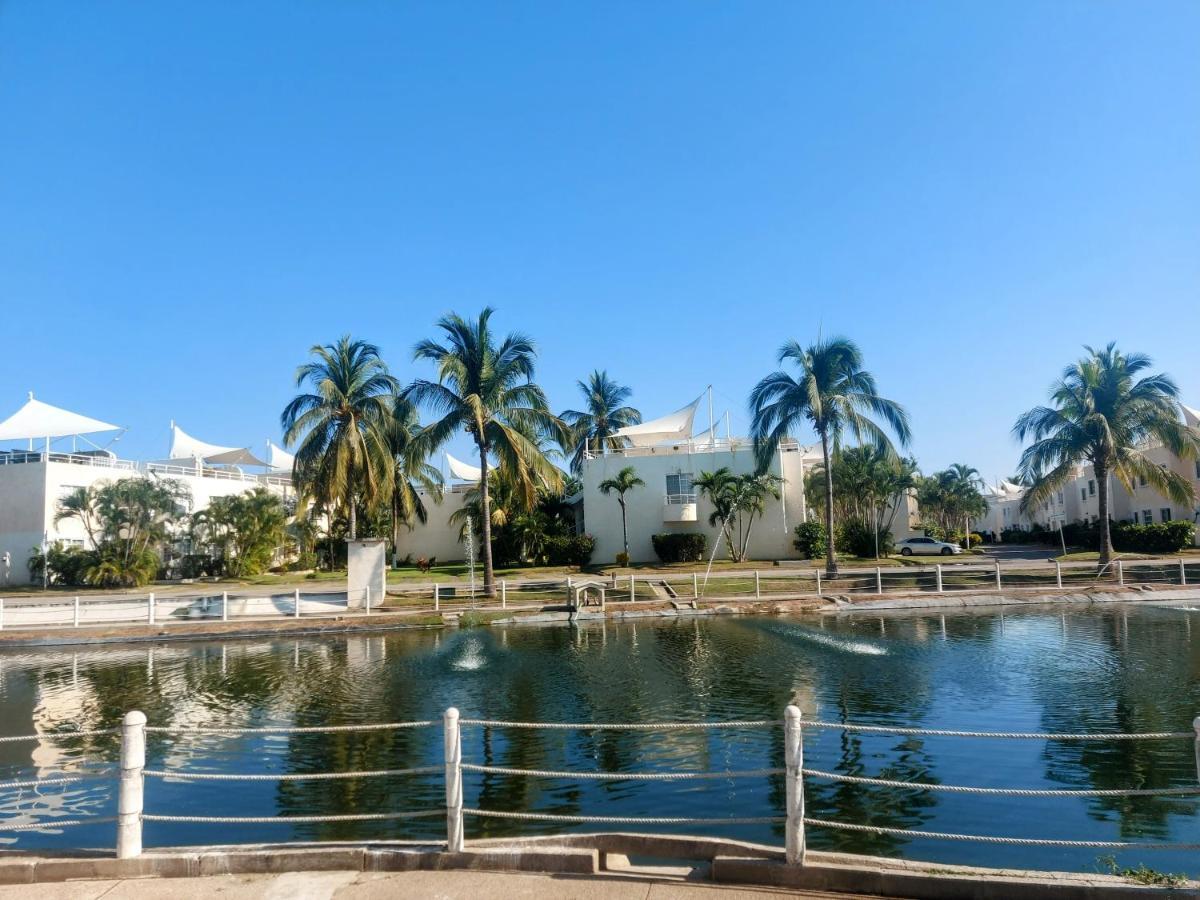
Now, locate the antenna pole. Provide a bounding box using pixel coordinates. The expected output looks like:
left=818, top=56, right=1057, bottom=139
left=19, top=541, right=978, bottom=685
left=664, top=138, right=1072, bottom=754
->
left=708, top=385, right=714, bottom=450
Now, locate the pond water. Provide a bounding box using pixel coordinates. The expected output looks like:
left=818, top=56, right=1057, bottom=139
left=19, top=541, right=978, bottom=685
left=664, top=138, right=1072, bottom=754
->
left=2, top=604, right=1199, bottom=876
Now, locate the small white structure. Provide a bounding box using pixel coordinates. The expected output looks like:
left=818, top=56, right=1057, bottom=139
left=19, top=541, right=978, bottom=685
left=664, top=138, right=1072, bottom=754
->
left=346, top=538, right=386, bottom=609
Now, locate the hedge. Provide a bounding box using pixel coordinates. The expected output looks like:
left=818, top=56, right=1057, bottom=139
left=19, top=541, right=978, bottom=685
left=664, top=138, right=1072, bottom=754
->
left=651, top=532, right=707, bottom=563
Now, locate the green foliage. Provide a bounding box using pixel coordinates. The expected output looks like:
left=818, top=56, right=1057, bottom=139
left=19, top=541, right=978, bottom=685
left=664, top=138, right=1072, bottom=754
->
left=599, top=465, right=645, bottom=558
left=1056, top=519, right=1195, bottom=554
left=542, top=533, right=595, bottom=567
left=190, top=487, right=289, bottom=577
left=27, top=542, right=98, bottom=586
left=614, top=551, right=630, bottom=566
left=792, top=521, right=826, bottom=559
left=1096, top=856, right=1187, bottom=888
left=837, top=520, right=895, bottom=558
left=917, top=464, right=988, bottom=535
left=694, top=467, right=782, bottom=562
left=651, top=532, right=707, bottom=563
left=560, top=370, right=642, bottom=473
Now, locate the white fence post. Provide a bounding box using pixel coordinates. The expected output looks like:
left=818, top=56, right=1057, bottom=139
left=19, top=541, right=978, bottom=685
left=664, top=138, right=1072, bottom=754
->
left=0, top=597, right=4, bottom=630
left=222, top=591, right=229, bottom=622
left=147, top=593, right=155, bottom=625
left=693, top=572, right=699, bottom=598
left=875, top=567, right=882, bottom=595
left=73, top=596, right=80, bottom=628
left=443, top=707, right=465, bottom=853
left=935, top=564, right=943, bottom=593
left=1117, top=560, right=1124, bottom=586
left=1055, top=561, right=1062, bottom=589
left=755, top=570, right=761, bottom=599
left=629, top=575, right=635, bottom=602
left=784, top=705, right=805, bottom=865
left=117, top=710, right=146, bottom=859
left=1181, top=559, right=1187, bottom=586
left=365, top=585, right=371, bottom=615
left=433, top=583, right=440, bottom=612
left=293, top=588, right=301, bottom=619
left=500, top=580, right=507, bottom=609
left=814, top=569, right=821, bottom=595
left=994, top=562, right=1002, bottom=592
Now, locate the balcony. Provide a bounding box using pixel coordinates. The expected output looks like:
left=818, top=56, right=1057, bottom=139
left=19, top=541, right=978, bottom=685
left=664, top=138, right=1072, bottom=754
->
left=663, top=493, right=698, bottom=523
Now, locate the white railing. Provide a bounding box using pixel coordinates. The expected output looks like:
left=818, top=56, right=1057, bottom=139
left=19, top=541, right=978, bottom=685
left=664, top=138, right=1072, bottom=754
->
left=664, top=493, right=697, bottom=505
left=0, top=451, right=290, bottom=487
left=3, top=707, right=1200, bottom=866
left=582, top=438, right=804, bottom=461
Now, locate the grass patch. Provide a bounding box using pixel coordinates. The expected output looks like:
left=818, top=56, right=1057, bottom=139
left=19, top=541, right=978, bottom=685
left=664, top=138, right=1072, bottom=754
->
left=1097, top=856, right=1189, bottom=888
left=457, top=610, right=514, bottom=628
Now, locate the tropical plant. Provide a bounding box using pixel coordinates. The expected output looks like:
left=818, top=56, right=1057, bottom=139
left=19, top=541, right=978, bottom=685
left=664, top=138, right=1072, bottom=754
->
left=54, top=477, right=190, bottom=586
left=693, top=467, right=782, bottom=562
left=190, top=488, right=289, bottom=577
left=651, top=532, right=707, bottom=564
left=404, top=308, right=563, bottom=596
left=560, top=371, right=642, bottom=472
left=803, top=446, right=919, bottom=558
left=916, top=464, right=988, bottom=543
left=386, top=396, right=444, bottom=565
left=598, top=466, right=645, bottom=560
left=750, top=337, right=911, bottom=575
left=1014, top=343, right=1200, bottom=566
left=280, top=335, right=399, bottom=540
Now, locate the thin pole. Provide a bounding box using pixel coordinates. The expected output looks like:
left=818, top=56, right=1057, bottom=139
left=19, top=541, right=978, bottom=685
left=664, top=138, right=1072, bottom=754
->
left=875, top=567, right=882, bottom=595
left=755, top=570, right=761, bottom=599
left=1181, top=559, right=1187, bottom=587
left=629, top=575, right=635, bottom=603
left=814, top=568, right=821, bottom=595
left=117, top=710, right=146, bottom=859
left=147, top=592, right=155, bottom=625
left=1117, top=560, right=1124, bottom=586
left=935, top=564, right=943, bottom=593
left=434, top=583, right=440, bottom=612
left=994, top=562, right=1002, bottom=592
left=784, top=705, right=805, bottom=865
left=707, top=385, right=715, bottom=450
left=1055, top=561, right=1062, bottom=589
left=443, top=707, right=465, bottom=852
left=73, top=596, right=80, bottom=628
left=693, top=572, right=699, bottom=599
left=365, top=585, right=371, bottom=615
left=293, top=588, right=301, bottom=618
left=501, top=580, right=506, bottom=609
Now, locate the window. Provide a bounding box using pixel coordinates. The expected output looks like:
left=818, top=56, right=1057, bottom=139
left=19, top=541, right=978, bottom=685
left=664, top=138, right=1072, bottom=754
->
left=665, top=472, right=694, bottom=501
left=1161, top=508, right=1171, bottom=523
left=1081, top=488, right=1087, bottom=502
left=1139, top=474, right=1147, bottom=487
left=1142, top=510, right=1153, bottom=525
left=1195, top=460, right=1200, bottom=479
left=1088, top=480, right=1095, bottom=496
left=1057, top=491, right=1064, bottom=505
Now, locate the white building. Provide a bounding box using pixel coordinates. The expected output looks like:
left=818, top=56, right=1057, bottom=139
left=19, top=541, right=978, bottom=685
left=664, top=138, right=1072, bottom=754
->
left=0, top=395, right=295, bottom=585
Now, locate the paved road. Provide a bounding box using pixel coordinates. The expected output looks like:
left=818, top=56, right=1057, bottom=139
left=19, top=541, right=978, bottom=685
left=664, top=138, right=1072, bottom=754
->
left=975, top=544, right=1058, bottom=563
left=0, top=869, right=873, bottom=899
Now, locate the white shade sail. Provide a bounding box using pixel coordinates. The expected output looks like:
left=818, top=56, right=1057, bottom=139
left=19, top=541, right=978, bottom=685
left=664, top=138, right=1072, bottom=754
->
left=266, top=440, right=296, bottom=472
left=169, top=423, right=269, bottom=467
left=1183, top=404, right=1200, bottom=430
left=446, top=452, right=482, bottom=482
left=612, top=397, right=701, bottom=448
left=0, top=394, right=121, bottom=441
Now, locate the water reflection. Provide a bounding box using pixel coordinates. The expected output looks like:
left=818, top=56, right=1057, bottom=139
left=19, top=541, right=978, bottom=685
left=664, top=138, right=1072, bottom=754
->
left=0, top=606, right=1198, bottom=874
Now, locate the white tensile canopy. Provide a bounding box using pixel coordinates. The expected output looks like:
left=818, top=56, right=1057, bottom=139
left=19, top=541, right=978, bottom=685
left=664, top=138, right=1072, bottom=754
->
left=1183, top=404, right=1200, bottom=430
left=0, top=394, right=121, bottom=442
left=446, top=452, right=482, bottom=482
left=266, top=440, right=296, bottom=472
left=612, top=397, right=701, bottom=448
left=168, top=423, right=269, bottom=468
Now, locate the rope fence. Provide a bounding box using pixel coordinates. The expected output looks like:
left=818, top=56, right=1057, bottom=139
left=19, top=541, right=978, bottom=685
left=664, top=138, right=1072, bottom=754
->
left=2, top=706, right=1198, bottom=871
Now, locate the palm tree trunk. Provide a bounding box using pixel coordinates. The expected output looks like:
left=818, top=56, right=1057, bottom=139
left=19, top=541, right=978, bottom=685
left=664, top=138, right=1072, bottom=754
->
left=348, top=492, right=357, bottom=541
left=477, top=441, right=496, bottom=597
left=620, top=498, right=629, bottom=557
left=821, top=430, right=838, bottom=577
left=1096, top=458, right=1113, bottom=569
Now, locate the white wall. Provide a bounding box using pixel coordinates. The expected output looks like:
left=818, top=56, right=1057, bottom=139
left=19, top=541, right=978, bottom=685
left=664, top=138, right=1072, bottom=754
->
left=392, top=488, right=471, bottom=563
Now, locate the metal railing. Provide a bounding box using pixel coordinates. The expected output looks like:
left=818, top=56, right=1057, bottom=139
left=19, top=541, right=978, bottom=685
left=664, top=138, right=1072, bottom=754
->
left=3, top=707, right=1200, bottom=865
left=664, top=493, right=697, bottom=505
left=0, top=451, right=290, bottom=487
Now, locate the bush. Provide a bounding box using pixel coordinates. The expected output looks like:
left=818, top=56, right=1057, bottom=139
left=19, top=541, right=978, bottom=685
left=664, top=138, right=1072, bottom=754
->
left=543, top=533, right=595, bottom=567
left=651, top=532, right=707, bottom=563
left=614, top=551, right=630, bottom=567
left=836, top=520, right=894, bottom=558
left=1113, top=520, right=1195, bottom=554
left=792, top=521, right=826, bottom=559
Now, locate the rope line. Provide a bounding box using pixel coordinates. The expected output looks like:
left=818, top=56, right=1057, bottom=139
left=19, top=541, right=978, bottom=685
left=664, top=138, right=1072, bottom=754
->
left=801, top=769, right=1200, bottom=797
left=0, top=817, right=117, bottom=832
left=460, top=719, right=776, bottom=731
left=0, top=729, right=118, bottom=743
left=463, top=808, right=785, bottom=825
left=144, top=721, right=435, bottom=735
left=142, top=810, right=443, bottom=824
left=461, top=764, right=782, bottom=781
left=0, top=773, right=114, bottom=791
left=143, top=766, right=441, bottom=782
left=798, top=721, right=1194, bottom=740
left=803, top=818, right=1200, bottom=850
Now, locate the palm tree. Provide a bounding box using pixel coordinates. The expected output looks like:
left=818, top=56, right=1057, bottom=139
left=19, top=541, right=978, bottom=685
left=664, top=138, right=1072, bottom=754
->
left=1014, top=343, right=1200, bottom=566
left=598, top=466, right=644, bottom=560
left=280, top=336, right=399, bottom=540
left=386, top=397, right=444, bottom=565
left=694, top=467, right=782, bottom=562
left=750, top=336, right=911, bottom=577
left=404, top=308, right=563, bottom=596
left=560, top=371, right=642, bottom=472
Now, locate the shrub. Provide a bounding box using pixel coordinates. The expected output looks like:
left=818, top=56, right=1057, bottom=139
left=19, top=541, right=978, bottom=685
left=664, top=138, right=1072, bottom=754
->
left=544, top=533, right=595, bottom=567
left=970, top=532, right=984, bottom=548
left=651, top=532, right=707, bottom=563
left=837, top=520, right=894, bottom=558
left=614, top=551, right=630, bottom=567
left=1113, top=520, right=1195, bottom=554
left=792, top=521, right=826, bottom=559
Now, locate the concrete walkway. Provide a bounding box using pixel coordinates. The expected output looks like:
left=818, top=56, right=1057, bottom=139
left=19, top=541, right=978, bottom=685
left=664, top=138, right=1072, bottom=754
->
left=0, top=870, right=869, bottom=899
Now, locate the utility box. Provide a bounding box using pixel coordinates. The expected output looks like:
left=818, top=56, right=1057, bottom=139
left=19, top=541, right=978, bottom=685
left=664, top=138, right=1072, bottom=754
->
left=346, top=538, right=386, bottom=610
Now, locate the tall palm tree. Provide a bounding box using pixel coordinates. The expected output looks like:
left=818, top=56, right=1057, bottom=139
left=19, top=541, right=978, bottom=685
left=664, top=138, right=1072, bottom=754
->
left=280, top=336, right=399, bottom=540
left=598, top=466, right=644, bottom=560
left=404, top=308, right=563, bottom=596
left=386, top=397, right=444, bottom=565
left=560, top=371, right=642, bottom=472
left=1014, top=343, right=1200, bottom=566
left=750, top=336, right=911, bottom=577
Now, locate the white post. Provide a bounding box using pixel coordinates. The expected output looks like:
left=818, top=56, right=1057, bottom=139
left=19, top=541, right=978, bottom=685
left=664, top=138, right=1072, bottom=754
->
left=629, top=575, right=635, bottom=603
left=365, top=585, right=371, bottom=615
left=147, top=592, right=155, bottom=625
left=814, top=569, right=821, bottom=595
left=693, top=572, right=699, bottom=598
left=935, top=564, right=943, bottom=593
left=443, top=707, right=464, bottom=852
left=0, top=597, right=4, bottom=630
left=1117, top=560, right=1124, bottom=586
left=1055, top=561, right=1062, bottom=589
left=994, top=562, right=1002, bottom=592
left=73, top=596, right=80, bottom=628
left=1181, top=559, right=1187, bottom=587
left=222, top=591, right=228, bottom=622
left=784, top=705, right=805, bottom=865
left=433, top=583, right=440, bottom=612
left=500, top=580, right=507, bottom=609
left=293, top=588, right=301, bottom=619
left=755, top=570, right=761, bottom=599
left=117, top=710, right=146, bottom=859
left=875, top=567, right=882, bottom=595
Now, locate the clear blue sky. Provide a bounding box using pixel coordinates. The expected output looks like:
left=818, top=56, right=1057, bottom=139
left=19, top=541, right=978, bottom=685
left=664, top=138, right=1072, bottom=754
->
left=1, top=2, right=1197, bottom=483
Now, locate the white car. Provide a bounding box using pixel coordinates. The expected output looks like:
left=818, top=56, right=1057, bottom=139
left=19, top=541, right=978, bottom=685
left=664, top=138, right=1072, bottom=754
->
left=896, top=536, right=962, bottom=556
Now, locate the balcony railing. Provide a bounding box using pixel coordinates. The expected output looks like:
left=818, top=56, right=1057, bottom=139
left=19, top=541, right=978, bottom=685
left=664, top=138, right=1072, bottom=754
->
left=0, top=451, right=291, bottom=488
left=583, top=437, right=804, bottom=461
